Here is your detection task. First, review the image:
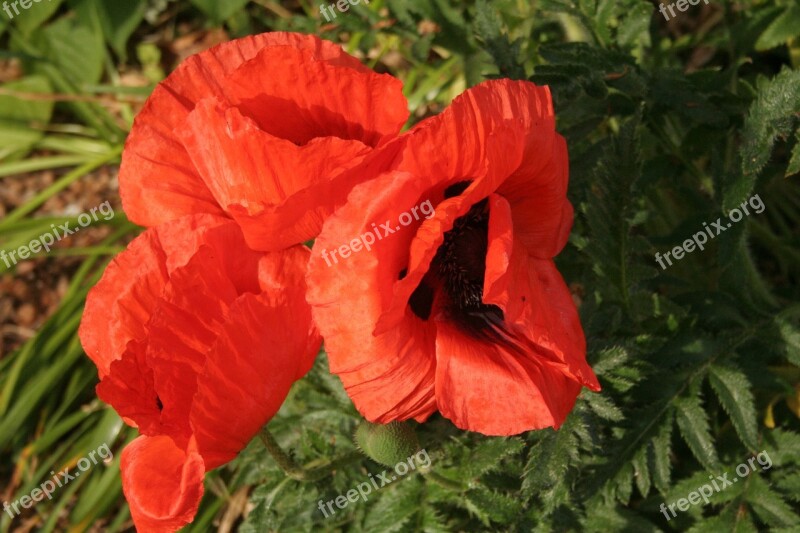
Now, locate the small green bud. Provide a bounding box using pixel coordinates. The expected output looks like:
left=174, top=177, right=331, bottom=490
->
left=354, top=420, right=420, bottom=467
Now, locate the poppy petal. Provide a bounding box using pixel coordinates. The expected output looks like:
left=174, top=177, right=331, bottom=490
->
left=393, top=79, right=567, bottom=260
left=79, top=229, right=168, bottom=378
left=120, top=435, right=205, bottom=533
left=224, top=45, right=407, bottom=147
left=500, top=134, right=574, bottom=258
left=483, top=243, right=600, bottom=391
left=79, top=214, right=251, bottom=378
left=394, top=80, right=533, bottom=191
left=143, top=245, right=247, bottom=443
left=120, top=34, right=283, bottom=227
left=227, top=142, right=405, bottom=252
left=307, top=171, right=438, bottom=423
left=178, top=98, right=380, bottom=250
left=181, top=98, right=372, bottom=211
left=255, top=246, right=321, bottom=379
left=372, top=189, right=478, bottom=336
left=132, top=219, right=270, bottom=443
left=326, top=316, right=438, bottom=424
left=525, top=258, right=601, bottom=391
left=120, top=33, right=389, bottom=227
left=190, top=288, right=320, bottom=468
left=96, top=340, right=161, bottom=435
left=483, top=194, right=515, bottom=309
left=434, top=319, right=583, bottom=435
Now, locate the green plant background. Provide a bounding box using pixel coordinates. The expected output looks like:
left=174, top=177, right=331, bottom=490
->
left=1, top=0, right=799, bottom=531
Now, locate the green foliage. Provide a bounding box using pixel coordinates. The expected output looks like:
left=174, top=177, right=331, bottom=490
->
left=189, top=0, right=250, bottom=26
left=755, top=4, right=800, bottom=52
left=90, top=0, right=148, bottom=62
left=708, top=364, right=760, bottom=450
left=739, top=67, right=800, bottom=184
left=473, top=0, right=525, bottom=80
left=0, top=75, right=53, bottom=159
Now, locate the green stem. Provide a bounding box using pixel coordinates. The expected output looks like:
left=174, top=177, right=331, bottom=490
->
left=258, top=428, right=362, bottom=482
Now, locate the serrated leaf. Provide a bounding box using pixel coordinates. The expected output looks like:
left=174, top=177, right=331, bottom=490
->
left=675, top=394, right=719, bottom=470
left=612, top=461, right=634, bottom=504
left=583, top=501, right=662, bottom=532
left=787, top=130, right=800, bottom=177
left=521, top=418, right=579, bottom=511
left=776, top=306, right=800, bottom=366
left=632, top=445, right=651, bottom=498
left=419, top=505, right=451, bottom=533
left=664, top=467, right=741, bottom=509
left=650, top=412, right=673, bottom=494
left=774, top=472, right=800, bottom=500
left=708, top=364, right=760, bottom=450
left=688, top=508, right=758, bottom=533
left=616, top=2, right=652, bottom=50
left=591, top=345, right=633, bottom=376
left=473, top=0, right=525, bottom=79
left=737, top=68, right=800, bottom=193
left=363, top=476, right=423, bottom=532
left=239, top=484, right=276, bottom=532
left=747, top=475, right=799, bottom=527
left=584, top=116, right=647, bottom=311
left=585, top=390, right=625, bottom=421
left=462, top=437, right=524, bottom=480
left=764, top=428, right=800, bottom=467
left=463, top=487, right=522, bottom=525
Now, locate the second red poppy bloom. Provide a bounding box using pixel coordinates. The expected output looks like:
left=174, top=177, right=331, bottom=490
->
left=80, top=215, right=321, bottom=531
left=307, top=80, right=601, bottom=436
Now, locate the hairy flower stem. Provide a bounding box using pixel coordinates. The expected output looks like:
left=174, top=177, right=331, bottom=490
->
left=259, top=427, right=362, bottom=482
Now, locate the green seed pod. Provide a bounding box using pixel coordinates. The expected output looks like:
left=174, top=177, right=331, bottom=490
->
left=354, top=420, right=420, bottom=467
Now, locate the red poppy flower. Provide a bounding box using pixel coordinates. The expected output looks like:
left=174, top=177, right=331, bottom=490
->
left=120, top=32, right=409, bottom=252
left=306, top=80, right=600, bottom=436
left=79, top=214, right=320, bottom=531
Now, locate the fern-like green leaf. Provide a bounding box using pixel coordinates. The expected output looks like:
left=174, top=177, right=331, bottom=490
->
left=649, top=412, right=673, bottom=494
left=473, top=0, right=525, bottom=80
left=632, top=445, right=651, bottom=498
left=521, top=416, right=580, bottom=512
left=788, top=130, right=800, bottom=177
left=462, top=437, right=525, bottom=480
left=708, top=364, right=760, bottom=450
left=746, top=475, right=799, bottom=528
left=463, top=487, right=523, bottom=526
left=675, top=394, right=720, bottom=470
left=736, top=68, right=800, bottom=196
left=363, top=476, right=424, bottom=532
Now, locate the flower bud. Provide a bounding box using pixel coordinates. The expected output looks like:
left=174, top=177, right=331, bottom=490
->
left=354, top=421, right=420, bottom=467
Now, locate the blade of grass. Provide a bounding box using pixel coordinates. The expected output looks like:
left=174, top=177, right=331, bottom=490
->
left=0, top=147, right=121, bottom=230
left=0, top=155, right=90, bottom=178
left=0, top=342, right=84, bottom=448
